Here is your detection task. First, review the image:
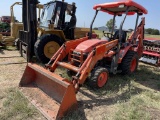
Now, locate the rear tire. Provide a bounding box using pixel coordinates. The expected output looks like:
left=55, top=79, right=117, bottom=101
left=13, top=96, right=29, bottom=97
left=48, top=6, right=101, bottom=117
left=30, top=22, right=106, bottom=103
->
left=34, top=34, right=63, bottom=63
left=87, top=67, right=109, bottom=89
left=120, top=50, right=138, bottom=75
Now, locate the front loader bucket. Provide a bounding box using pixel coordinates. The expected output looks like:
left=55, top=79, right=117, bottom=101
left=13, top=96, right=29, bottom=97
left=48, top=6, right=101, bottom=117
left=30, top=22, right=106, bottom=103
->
left=19, top=63, right=77, bottom=120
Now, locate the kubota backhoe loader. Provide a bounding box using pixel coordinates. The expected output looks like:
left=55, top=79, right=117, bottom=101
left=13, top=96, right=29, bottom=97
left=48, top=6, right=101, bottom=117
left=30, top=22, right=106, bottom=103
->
left=19, top=0, right=147, bottom=119
left=0, top=2, right=43, bottom=47
left=19, top=0, right=97, bottom=63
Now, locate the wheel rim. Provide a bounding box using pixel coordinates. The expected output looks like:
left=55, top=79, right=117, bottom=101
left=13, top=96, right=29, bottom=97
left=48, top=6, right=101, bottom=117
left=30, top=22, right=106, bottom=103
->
left=44, top=41, right=60, bottom=59
left=97, top=72, right=108, bottom=88
left=130, top=58, right=137, bottom=72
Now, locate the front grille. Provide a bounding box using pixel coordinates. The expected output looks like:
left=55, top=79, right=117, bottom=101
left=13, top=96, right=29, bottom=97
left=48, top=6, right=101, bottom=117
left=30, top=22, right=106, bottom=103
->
left=69, top=50, right=88, bottom=67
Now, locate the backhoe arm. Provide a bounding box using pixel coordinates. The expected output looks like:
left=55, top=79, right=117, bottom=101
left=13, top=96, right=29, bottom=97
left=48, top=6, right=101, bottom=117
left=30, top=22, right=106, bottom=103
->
left=128, top=17, right=145, bottom=57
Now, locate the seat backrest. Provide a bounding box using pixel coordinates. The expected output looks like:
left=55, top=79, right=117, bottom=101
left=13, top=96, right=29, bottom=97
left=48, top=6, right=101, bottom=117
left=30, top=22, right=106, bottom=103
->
left=113, top=30, right=127, bottom=43
left=113, top=30, right=119, bottom=39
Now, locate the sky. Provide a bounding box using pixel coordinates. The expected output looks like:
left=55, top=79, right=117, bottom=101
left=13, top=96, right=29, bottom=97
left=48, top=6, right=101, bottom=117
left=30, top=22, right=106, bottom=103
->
left=0, top=0, right=159, bottom=30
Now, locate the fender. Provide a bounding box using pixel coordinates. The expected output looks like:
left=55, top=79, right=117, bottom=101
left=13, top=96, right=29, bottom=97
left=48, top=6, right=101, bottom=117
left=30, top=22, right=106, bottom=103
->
left=37, top=28, right=66, bottom=43
left=118, top=45, right=132, bottom=63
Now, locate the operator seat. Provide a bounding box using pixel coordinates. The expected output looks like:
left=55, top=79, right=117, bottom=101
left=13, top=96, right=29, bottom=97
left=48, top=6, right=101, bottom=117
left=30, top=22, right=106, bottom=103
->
left=113, top=30, right=127, bottom=43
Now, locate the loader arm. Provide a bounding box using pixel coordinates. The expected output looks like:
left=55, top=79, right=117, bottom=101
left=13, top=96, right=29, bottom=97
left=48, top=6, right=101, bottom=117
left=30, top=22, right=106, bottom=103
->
left=47, top=37, right=89, bottom=71
left=47, top=38, right=118, bottom=91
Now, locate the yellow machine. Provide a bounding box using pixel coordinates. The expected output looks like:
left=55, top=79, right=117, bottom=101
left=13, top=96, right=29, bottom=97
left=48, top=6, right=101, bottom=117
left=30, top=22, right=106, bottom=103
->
left=0, top=2, right=43, bottom=47
left=19, top=0, right=97, bottom=63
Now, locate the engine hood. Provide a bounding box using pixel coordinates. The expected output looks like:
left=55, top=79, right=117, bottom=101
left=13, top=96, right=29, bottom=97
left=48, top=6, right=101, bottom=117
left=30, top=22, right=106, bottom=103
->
left=75, top=39, right=108, bottom=53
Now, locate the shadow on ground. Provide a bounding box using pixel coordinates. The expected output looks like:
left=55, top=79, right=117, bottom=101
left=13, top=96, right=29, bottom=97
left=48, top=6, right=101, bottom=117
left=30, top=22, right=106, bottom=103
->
left=0, top=46, right=17, bottom=55
left=63, top=75, right=145, bottom=119
left=135, top=64, right=160, bottom=91
left=63, top=64, right=160, bottom=119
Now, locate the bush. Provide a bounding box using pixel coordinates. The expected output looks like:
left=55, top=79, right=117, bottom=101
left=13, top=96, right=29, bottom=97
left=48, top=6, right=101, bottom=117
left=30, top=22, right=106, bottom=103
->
left=145, top=28, right=160, bottom=35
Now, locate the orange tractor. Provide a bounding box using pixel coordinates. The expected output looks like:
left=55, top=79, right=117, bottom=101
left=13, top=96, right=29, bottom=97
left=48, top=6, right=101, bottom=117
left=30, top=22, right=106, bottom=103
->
left=19, top=0, right=147, bottom=119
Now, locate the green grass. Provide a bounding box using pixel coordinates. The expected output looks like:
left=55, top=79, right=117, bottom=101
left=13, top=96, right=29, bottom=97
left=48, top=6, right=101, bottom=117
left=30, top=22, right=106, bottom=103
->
left=89, top=64, right=160, bottom=95
left=0, top=46, right=17, bottom=50
left=62, top=63, right=160, bottom=119
left=157, top=82, right=160, bottom=89
left=55, top=66, right=72, bottom=80
left=145, top=34, right=160, bottom=39
left=1, top=48, right=159, bottom=120
left=114, top=96, right=151, bottom=120
left=114, top=89, right=160, bottom=120
left=62, top=111, right=84, bottom=120
left=0, top=88, right=38, bottom=120
left=0, top=64, right=159, bottom=120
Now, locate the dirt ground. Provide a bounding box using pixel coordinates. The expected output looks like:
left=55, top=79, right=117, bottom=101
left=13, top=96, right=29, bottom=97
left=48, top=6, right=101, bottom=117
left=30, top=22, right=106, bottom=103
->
left=0, top=48, right=160, bottom=120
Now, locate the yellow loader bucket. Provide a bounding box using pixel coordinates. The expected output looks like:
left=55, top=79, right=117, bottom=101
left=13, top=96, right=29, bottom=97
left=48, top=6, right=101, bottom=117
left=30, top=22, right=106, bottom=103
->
left=19, top=63, right=77, bottom=120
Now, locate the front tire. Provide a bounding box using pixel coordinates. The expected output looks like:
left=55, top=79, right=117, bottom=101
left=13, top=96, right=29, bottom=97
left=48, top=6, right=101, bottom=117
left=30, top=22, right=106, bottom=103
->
left=120, top=50, right=138, bottom=75
left=34, top=34, right=63, bottom=63
left=87, top=67, right=109, bottom=89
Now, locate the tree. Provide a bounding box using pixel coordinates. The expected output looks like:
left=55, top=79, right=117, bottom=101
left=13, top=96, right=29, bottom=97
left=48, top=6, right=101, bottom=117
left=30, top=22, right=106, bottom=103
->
left=93, top=27, right=98, bottom=30
left=106, top=19, right=116, bottom=32
left=128, top=28, right=133, bottom=32
left=0, top=22, right=10, bottom=32
left=145, top=28, right=152, bottom=34
left=145, top=28, right=160, bottom=35
left=151, top=29, right=160, bottom=35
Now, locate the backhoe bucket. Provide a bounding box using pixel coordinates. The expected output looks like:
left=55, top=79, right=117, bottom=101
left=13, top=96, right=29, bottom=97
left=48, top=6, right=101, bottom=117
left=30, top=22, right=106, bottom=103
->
left=19, top=63, right=77, bottom=120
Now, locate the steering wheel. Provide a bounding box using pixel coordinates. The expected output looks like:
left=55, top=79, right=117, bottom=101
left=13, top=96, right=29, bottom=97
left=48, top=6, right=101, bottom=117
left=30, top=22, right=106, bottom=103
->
left=103, top=31, right=114, bottom=40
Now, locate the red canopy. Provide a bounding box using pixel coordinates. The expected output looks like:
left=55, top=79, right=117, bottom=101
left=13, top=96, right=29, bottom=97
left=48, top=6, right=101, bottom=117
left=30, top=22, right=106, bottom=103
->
left=93, top=1, right=148, bottom=15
